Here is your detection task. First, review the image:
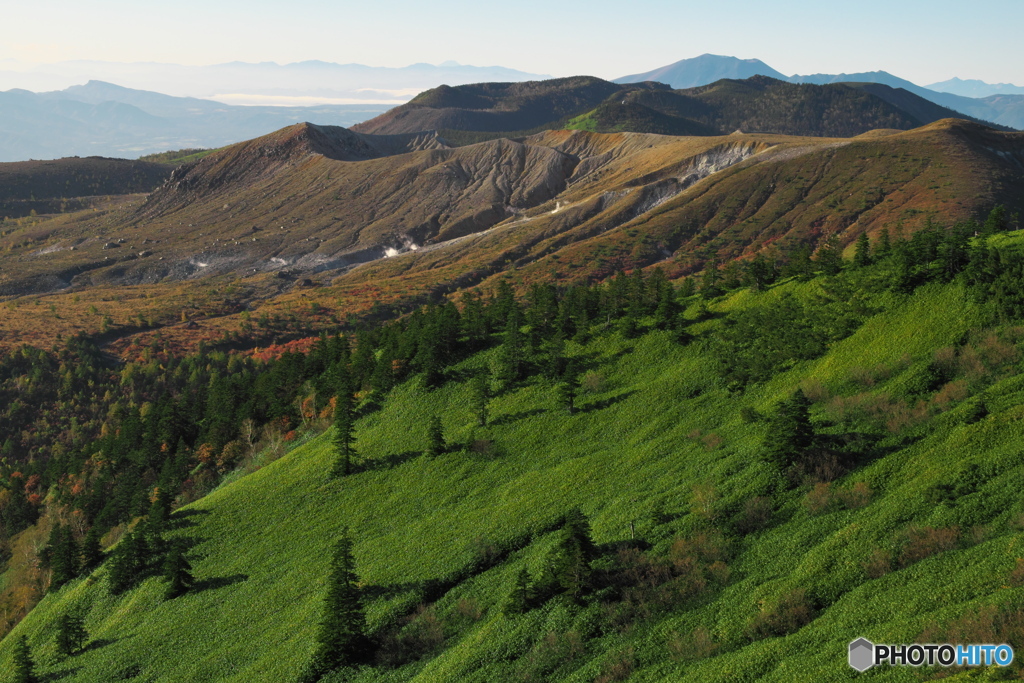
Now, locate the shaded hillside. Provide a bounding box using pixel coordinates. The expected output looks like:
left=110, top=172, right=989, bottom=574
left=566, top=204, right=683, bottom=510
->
left=351, top=77, right=640, bottom=135
left=353, top=75, right=1005, bottom=142
left=0, top=157, right=170, bottom=218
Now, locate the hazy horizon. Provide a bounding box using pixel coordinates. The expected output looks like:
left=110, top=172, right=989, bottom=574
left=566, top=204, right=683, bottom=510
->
left=2, top=0, right=1022, bottom=100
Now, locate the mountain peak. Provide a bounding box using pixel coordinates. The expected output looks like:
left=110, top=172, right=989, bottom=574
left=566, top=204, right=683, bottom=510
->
left=615, top=54, right=787, bottom=89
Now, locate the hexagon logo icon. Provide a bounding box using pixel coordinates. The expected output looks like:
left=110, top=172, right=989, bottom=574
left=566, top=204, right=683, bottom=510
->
left=849, top=637, right=875, bottom=671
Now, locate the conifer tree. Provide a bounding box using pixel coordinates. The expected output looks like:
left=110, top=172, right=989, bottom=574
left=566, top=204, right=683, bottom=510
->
left=853, top=232, right=872, bottom=268
left=331, top=392, right=356, bottom=478
left=108, top=531, right=148, bottom=595
left=557, top=365, right=579, bottom=415
left=55, top=610, right=88, bottom=656
left=425, top=415, right=446, bottom=458
left=762, top=389, right=815, bottom=469
left=815, top=235, right=843, bottom=275
left=49, top=524, right=80, bottom=592
left=309, top=530, right=371, bottom=677
left=163, top=544, right=195, bottom=599
left=470, top=372, right=489, bottom=427
left=875, top=228, right=893, bottom=260
left=80, top=527, right=104, bottom=571
left=494, top=308, right=526, bottom=386
left=147, top=485, right=174, bottom=533
left=502, top=568, right=534, bottom=615
left=12, top=635, right=37, bottom=683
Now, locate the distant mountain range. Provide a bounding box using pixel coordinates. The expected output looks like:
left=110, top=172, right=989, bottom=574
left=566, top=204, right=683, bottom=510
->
left=353, top=75, right=1006, bottom=141
left=616, top=54, right=1024, bottom=130
left=0, top=81, right=393, bottom=161
left=0, top=59, right=549, bottom=106
left=927, top=77, right=1024, bottom=98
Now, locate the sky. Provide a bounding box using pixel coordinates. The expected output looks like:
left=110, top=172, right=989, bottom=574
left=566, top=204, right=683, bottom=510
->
left=2, top=0, right=1023, bottom=87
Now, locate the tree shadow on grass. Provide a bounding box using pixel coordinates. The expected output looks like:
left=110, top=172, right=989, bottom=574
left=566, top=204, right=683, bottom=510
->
left=40, top=667, right=80, bottom=682
left=80, top=636, right=120, bottom=654
left=489, top=407, right=547, bottom=426
left=191, top=573, right=249, bottom=594
left=167, top=508, right=211, bottom=530
left=579, top=390, right=635, bottom=413
left=355, top=450, right=421, bottom=473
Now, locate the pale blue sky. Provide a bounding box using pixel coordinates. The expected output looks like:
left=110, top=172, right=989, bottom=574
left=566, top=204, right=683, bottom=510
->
left=3, top=0, right=1022, bottom=85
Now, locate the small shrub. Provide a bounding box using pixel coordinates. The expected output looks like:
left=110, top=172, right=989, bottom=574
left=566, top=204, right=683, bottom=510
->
left=899, top=526, right=960, bottom=568
left=594, top=647, right=635, bottom=683
left=668, top=626, right=718, bottom=662
left=837, top=481, right=872, bottom=509
left=746, top=588, right=815, bottom=640
left=579, top=371, right=606, bottom=394
left=735, top=496, right=773, bottom=534
left=701, top=433, right=723, bottom=451
left=1009, top=558, right=1024, bottom=587
left=862, top=548, right=892, bottom=579
left=804, top=482, right=833, bottom=515
left=800, top=379, right=830, bottom=403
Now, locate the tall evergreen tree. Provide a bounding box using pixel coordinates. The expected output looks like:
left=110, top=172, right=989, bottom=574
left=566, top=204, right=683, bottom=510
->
left=875, top=228, right=893, bottom=260
left=49, top=524, right=80, bottom=592
left=309, top=530, right=371, bottom=677
left=502, top=568, right=534, bottom=615
left=762, top=390, right=815, bottom=469
left=814, top=235, right=843, bottom=275
left=107, top=531, right=148, bottom=595
left=55, top=610, right=88, bottom=656
left=557, top=364, right=579, bottom=415
left=12, top=635, right=37, bottom=683
left=425, top=415, right=446, bottom=458
left=163, top=544, right=195, bottom=599
left=80, top=527, right=104, bottom=572
left=494, top=308, right=526, bottom=387
left=853, top=232, right=872, bottom=268
left=331, top=392, right=356, bottom=478
left=470, top=372, right=490, bottom=427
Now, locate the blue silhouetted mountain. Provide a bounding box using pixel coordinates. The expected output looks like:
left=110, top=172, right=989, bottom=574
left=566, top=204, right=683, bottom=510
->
left=927, top=77, right=1024, bottom=98
left=614, top=54, right=787, bottom=88
left=0, top=81, right=394, bottom=161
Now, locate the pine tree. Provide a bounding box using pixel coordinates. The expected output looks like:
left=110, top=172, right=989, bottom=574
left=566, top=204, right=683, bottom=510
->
left=107, top=531, right=148, bottom=595
left=699, top=258, right=722, bottom=298
left=331, top=392, right=356, bottom=478
left=55, top=610, right=88, bottom=656
left=309, top=530, right=371, bottom=677
left=875, top=228, right=893, bottom=260
left=163, top=544, right=195, bottom=599
left=425, top=415, right=446, bottom=458
left=49, top=524, right=80, bottom=592
left=853, top=232, right=872, bottom=268
left=502, top=568, right=534, bottom=615
left=470, top=372, right=489, bottom=427
left=80, top=527, right=104, bottom=571
left=494, top=307, right=526, bottom=387
left=12, top=635, right=37, bottom=683
left=147, top=485, right=174, bottom=532
left=815, top=235, right=843, bottom=275
left=762, top=390, right=815, bottom=469
left=557, top=364, right=579, bottom=415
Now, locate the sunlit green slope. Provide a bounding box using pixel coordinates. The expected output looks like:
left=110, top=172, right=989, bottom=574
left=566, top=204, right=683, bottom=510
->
left=4, top=266, right=1024, bottom=682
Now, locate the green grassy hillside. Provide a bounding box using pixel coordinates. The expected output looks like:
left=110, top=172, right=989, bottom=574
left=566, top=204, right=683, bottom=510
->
left=4, top=237, right=1024, bottom=681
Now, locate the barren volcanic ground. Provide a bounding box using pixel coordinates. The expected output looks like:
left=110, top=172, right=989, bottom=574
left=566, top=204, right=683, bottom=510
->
left=0, top=119, right=1021, bottom=356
